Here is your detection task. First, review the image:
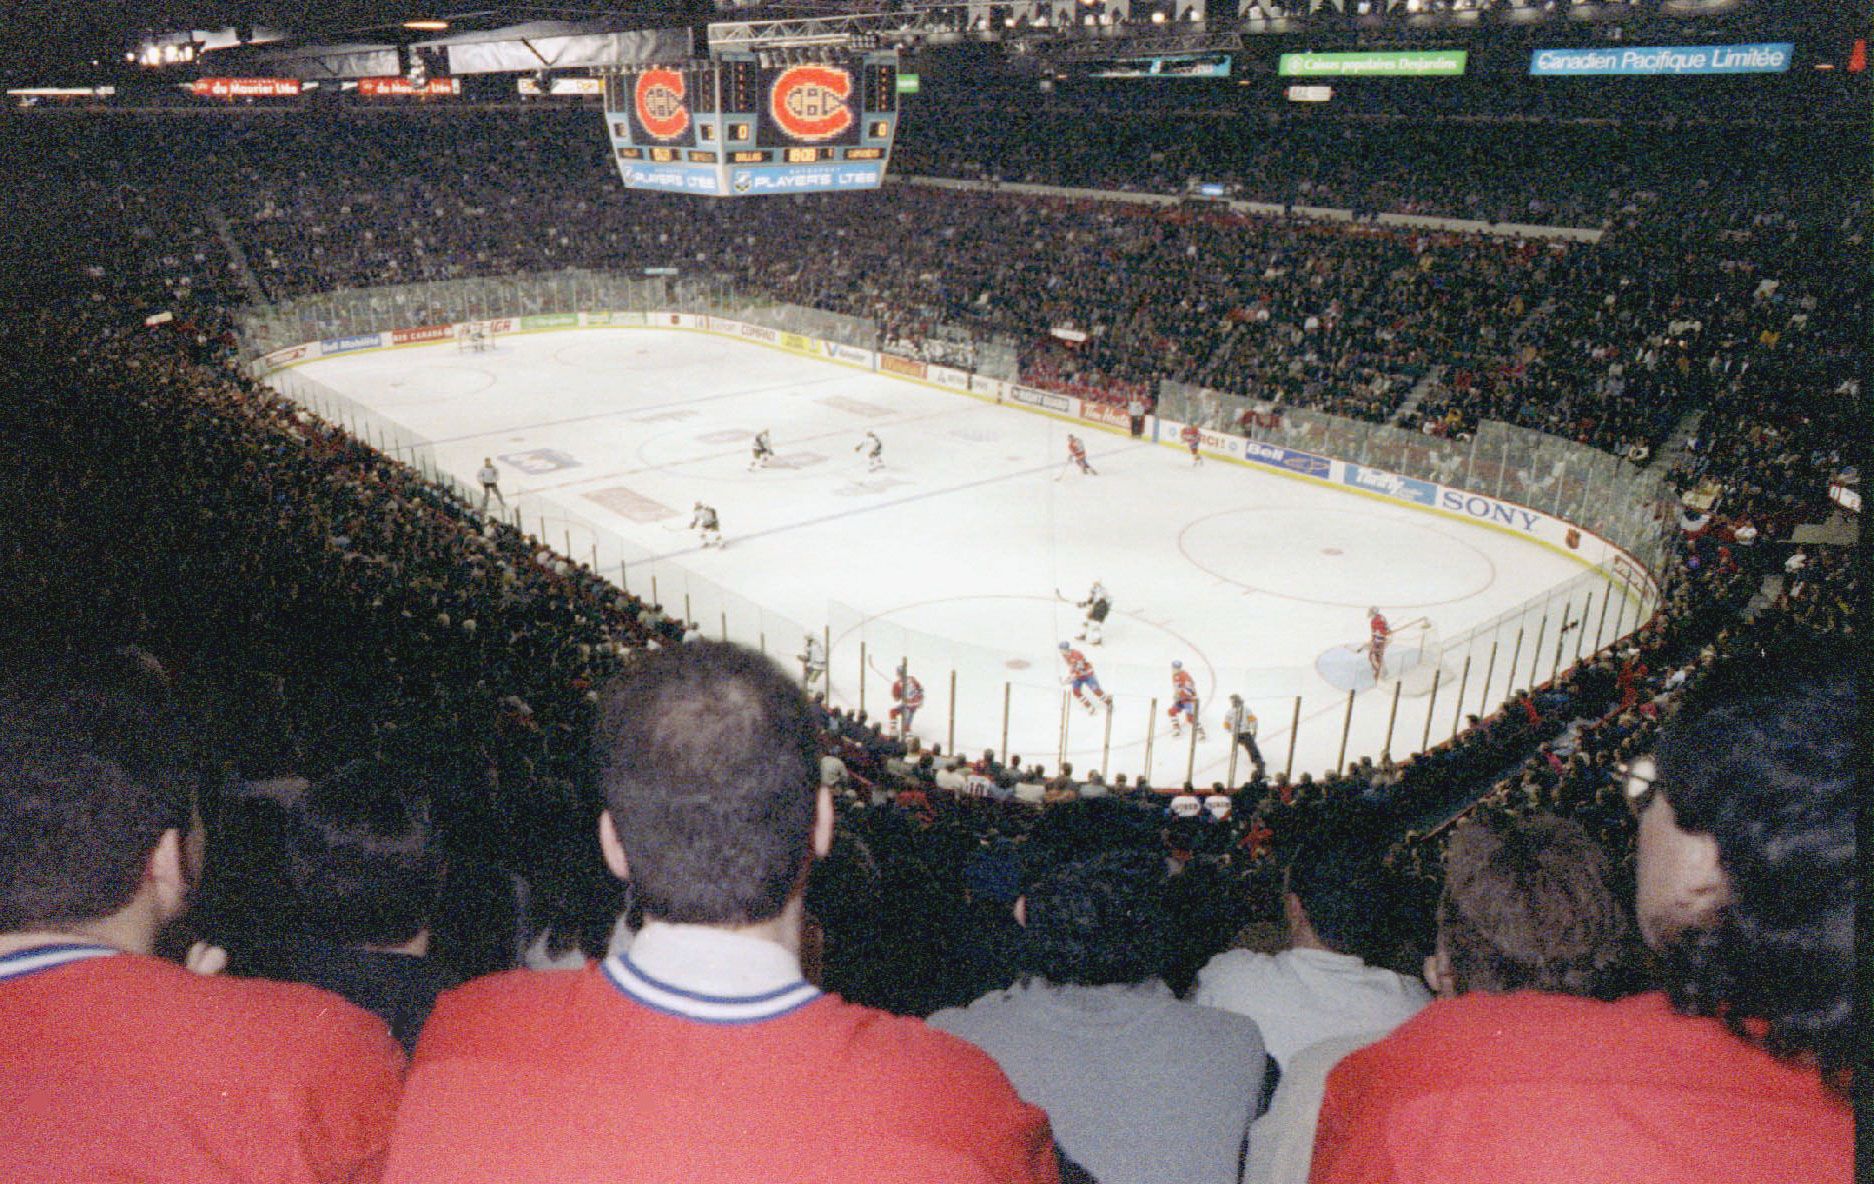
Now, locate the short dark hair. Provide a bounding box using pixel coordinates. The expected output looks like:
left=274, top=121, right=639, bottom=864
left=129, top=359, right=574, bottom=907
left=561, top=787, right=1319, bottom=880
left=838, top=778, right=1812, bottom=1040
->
left=1440, top=812, right=1642, bottom=1000
left=1020, top=839, right=1170, bottom=987
left=1286, top=846, right=1386, bottom=957
left=594, top=641, right=818, bottom=925
left=0, top=653, right=203, bottom=932
left=1652, top=661, right=1854, bottom=1085
left=281, top=761, right=443, bottom=947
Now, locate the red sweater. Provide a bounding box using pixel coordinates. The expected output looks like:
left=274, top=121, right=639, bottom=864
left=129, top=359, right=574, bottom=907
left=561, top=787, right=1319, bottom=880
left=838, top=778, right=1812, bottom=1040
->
left=1311, top=990, right=1849, bottom=1184
left=385, top=959, right=1059, bottom=1184
left=0, top=944, right=404, bottom=1183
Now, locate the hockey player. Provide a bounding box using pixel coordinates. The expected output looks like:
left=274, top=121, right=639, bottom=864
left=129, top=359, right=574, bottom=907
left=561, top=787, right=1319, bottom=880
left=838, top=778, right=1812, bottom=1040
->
left=1075, top=580, right=1111, bottom=646
left=854, top=430, right=884, bottom=472
left=1363, top=607, right=1391, bottom=680
left=1168, top=661, right=1204, bottom=739
left=690, top=501, right=723, bottom=549
left=1065, top=434, right=1096, bottom=476
left=1059, top=642, right=1111, bottom=713
left=1179, top=423, right=1203, bottom=466
left=748, top=429, right=775, bottom=471
left=889, top=664, right=924, bottom=737
left=797, top=633, right=826, bottom=689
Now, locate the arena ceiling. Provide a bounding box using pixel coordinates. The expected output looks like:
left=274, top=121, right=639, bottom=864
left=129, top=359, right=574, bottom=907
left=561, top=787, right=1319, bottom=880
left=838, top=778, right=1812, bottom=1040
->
left=0, top=0, right=1853, bottom=82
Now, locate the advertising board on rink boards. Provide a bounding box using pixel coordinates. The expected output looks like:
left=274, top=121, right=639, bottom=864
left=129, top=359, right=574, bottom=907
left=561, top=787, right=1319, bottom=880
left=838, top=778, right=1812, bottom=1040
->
left=823, top=341, right=875, bottom=368
left=1157, top=416, right=1650, bottom=589
left=1008, top=385, right=1075, bottom=415
left=927, top=364, right=971, bottom=390
left=1079, top=401, right=1130, bottom=431
left=879, top=354, right=928, bottom=381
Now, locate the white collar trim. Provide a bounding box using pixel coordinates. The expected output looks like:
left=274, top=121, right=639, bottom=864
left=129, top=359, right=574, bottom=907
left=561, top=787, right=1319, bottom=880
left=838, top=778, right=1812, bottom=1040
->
left=602, top=922, right=820, bottom=1025
left=0, top=943, right=118, bottom=982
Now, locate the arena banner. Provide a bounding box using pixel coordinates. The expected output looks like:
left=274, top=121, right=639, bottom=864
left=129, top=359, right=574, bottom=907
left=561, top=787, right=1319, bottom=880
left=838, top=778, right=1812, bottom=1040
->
left=190, top=77, right=302, bottom=98
left=927, top=364, right=971, bottom=390
left=357, top=77, right=461, bottom=97
left=1277, top=51, right=1467, bottom=77
left=1343, top=463, right=1438, bottom=507
left=822, top=341, right=874, bottom=368
left=320, top=332, right=382, bottom=355
left=1080, top=402, right=1130, bottom=430
left=739, top=323, right=781, bottom=345
left=262, top=344, right=309, bottom=369
left=520, top=313, right=578, bottom=331
left=1529, top=43, right=1792, bottom=76
left=1008, top=385, right=1075, bottom=415
left=1242, top=437, right=1332, bottom=480
left=780, top=332, right=816, bottom=355
left=880, top=354, right=928, bottom=381
left=390, top=324, right=451, bottom=345
left=1434, top=489, right=1541, bottom=534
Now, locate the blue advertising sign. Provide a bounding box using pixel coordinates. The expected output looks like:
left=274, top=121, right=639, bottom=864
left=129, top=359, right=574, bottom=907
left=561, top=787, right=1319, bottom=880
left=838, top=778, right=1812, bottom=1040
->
left=1343, top=464, right=1438, bottom=506
left=320, top=333, right=381, bottom=354
left=615, top=162, right=724, bottom=195
left=1530, top=43, right=1792, bottom=76
left=728, top=162, right=886, bottom=195
left=1242, top=439, right=1331, bottom=480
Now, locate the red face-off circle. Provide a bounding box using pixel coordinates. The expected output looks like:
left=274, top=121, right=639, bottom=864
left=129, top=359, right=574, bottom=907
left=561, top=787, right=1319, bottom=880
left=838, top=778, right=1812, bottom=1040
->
left=769, top=65, right=853, bottom=142
left=634, top=68, right=689, bottom=140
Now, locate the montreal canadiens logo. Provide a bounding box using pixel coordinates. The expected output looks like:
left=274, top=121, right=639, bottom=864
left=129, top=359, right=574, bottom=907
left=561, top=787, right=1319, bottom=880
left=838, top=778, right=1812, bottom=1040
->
left=634, top=68, right=688, bottom=140
left=769, top=65, right=853, bottom=142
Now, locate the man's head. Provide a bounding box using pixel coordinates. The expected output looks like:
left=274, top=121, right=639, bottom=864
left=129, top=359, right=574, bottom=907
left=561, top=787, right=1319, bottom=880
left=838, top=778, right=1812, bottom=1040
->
left=1016, top=799, right=1169, bottom=986
left=0, top=652, right=205, bottom=937
left=1639, top=659, right=1853, bottom=1083
left=1283, top=846, right=1388, bottom=959
left=594, top=641, right=824, bottom=926
left=278, top=761, right=443, bottom=948
left=1431, top=812, right=1642, bottom=1001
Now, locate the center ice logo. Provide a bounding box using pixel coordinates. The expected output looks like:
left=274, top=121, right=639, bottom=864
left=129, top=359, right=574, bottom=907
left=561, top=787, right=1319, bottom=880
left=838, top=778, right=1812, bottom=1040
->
left=634, top=68, right=689, bottom=140
left=769, top=65, right=852, bottom=141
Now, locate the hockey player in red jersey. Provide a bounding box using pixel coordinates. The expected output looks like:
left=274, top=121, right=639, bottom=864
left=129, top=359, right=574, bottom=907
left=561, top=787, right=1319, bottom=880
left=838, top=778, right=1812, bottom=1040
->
left=888, top=665, right=924, bottom=737
left=1168, top=661, right=1204, bottom=739
left=1364, top=608, right=1391, bottom=680
left=1065, top=434, right=1096, bottom=476
left=1179, top=423, right=1203, bottom=466
left=1058, top=642, right=1111, bottom=713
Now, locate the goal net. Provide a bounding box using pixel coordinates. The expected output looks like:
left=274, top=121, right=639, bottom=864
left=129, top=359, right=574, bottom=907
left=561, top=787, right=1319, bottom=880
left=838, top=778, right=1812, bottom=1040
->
left=1312, top=619, right=1450, bottom=696
left=455, top=321, right=497, bottom=352
left=1381, top=622, right=1447, bottom=697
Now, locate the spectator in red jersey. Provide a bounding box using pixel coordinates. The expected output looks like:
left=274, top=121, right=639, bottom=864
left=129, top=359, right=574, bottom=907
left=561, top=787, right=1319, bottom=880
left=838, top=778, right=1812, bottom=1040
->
left=384, top=641, right=1057, bottom=1184
left=0, top=651, right=404, bottom=1184
left=1313, top=653, right=1853, bottom=1184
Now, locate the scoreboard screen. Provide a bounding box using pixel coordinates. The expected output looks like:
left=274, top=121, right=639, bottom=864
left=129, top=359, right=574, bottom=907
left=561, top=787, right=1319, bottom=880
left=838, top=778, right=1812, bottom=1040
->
left=604, top=51, right=898, bottom=197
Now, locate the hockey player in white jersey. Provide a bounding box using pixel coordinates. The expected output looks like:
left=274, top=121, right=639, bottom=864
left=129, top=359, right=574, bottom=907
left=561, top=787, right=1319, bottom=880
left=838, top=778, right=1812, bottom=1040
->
left=854, top=430, right=884, bottom=472
left=748, top=429, right=774, bottom=471
left=690, top=501, right=724, bottom=549
left=1076, top=580, right=1111, bottom=645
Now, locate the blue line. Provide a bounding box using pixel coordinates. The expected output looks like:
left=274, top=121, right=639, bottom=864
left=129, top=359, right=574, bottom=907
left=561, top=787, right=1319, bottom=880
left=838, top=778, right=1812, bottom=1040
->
left=419, top=374, right=850, bottom=448
left=645, top=438, right=1154, bottom=562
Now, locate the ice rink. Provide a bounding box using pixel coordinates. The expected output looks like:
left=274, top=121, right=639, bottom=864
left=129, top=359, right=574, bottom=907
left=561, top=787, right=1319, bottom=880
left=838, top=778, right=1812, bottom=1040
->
left=279, top=327, right=1625, bottom=787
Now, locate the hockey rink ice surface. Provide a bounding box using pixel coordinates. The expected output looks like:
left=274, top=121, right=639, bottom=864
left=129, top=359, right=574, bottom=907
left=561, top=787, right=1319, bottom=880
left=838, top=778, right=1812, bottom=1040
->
left=284, top=328, right=1613, bottom=786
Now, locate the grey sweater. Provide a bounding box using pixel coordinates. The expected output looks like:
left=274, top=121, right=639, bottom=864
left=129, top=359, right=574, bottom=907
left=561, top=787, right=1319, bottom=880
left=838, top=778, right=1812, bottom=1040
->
left=928, top=978, right=1267, bottom=1184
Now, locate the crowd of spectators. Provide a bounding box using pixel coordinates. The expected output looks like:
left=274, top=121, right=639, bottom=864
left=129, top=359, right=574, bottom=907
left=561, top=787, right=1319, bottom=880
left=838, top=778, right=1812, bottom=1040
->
left=0, top=99, right=1857, bottom=1182
left=7, top=109, right=1858, bottom=465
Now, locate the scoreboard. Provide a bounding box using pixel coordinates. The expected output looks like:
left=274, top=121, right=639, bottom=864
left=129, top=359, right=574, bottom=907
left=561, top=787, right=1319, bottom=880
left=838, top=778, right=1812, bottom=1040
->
left=603, top=52, right=899, bottom=197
